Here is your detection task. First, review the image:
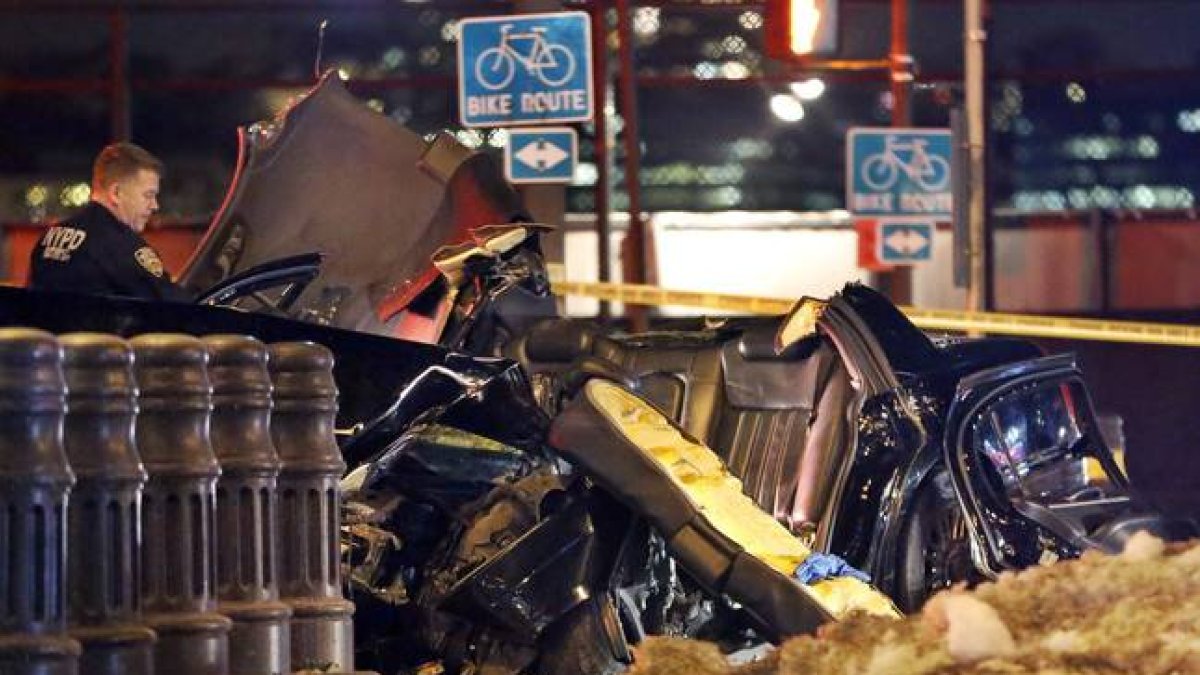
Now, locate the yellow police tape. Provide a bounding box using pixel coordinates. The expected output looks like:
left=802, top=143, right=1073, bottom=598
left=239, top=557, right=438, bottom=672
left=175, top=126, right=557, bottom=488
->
left=553, top=280, right=1200, bottom=348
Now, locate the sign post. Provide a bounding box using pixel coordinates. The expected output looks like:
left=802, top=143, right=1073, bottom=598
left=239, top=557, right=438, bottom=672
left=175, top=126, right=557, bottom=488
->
left=457, top=11, right=593, bottom=128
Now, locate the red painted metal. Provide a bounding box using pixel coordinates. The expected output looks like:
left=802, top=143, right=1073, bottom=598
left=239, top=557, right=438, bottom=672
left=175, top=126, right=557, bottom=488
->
left=589, top=0, right=613, bottom=318
left=875, top=0, right=914, bottom=304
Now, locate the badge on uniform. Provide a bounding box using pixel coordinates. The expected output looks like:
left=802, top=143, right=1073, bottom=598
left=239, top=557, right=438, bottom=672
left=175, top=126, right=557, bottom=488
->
left=135, top=247, right=165, bottom=277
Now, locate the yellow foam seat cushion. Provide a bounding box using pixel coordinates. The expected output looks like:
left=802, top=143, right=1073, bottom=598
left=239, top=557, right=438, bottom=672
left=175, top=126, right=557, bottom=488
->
left=587, top=380, right=898, bottom=620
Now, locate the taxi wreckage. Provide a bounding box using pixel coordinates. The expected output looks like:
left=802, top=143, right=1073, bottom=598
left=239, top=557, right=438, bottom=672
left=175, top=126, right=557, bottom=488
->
left=1, top=72, right=1193, bottom=674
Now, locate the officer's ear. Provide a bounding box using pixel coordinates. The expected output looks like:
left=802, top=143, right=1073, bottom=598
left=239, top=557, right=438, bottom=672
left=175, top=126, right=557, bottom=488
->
left=103, top=180, right=122, bottom=205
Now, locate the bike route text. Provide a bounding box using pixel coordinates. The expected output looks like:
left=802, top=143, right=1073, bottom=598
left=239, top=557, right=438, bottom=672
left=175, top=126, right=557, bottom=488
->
left=466, top=90, right=588, bottom=118
left=852, top=192, right=952, bottom=214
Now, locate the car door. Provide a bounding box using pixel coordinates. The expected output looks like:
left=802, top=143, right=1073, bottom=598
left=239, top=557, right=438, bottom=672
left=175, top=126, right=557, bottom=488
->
left=943, top=353, right=1135, bottom=576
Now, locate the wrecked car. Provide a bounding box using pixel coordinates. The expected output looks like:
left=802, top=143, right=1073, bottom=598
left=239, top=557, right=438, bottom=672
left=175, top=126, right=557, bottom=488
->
left=0, top=71, right=1192, bottom=673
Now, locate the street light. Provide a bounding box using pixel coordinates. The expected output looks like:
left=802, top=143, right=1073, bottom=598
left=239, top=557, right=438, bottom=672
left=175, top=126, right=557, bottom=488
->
left=765, top=0, right=839, bottom=60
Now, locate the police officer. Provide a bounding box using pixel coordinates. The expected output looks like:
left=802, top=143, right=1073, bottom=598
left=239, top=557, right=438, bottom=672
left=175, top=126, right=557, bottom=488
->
left=28, top=142, right=191, bottom=302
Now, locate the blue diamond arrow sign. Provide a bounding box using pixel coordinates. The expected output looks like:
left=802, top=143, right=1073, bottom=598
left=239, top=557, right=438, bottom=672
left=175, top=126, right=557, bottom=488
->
left=504, top=127, right=577, bottom=184
left=516, top=138, right=568, bottom=170
left=877, top=219, right=934, bottom=265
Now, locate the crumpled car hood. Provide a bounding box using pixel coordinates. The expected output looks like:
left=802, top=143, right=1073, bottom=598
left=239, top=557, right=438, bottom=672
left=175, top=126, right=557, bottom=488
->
left=179, top=71, right=529, bottom=335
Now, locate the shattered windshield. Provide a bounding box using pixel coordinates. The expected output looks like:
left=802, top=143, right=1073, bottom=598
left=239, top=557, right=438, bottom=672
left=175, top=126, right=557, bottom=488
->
left=970, top=378, right=1126, bottom=504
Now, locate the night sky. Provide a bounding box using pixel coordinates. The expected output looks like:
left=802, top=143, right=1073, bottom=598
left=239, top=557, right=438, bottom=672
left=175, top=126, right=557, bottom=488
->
left=2, top=0, right=1200, bottom=218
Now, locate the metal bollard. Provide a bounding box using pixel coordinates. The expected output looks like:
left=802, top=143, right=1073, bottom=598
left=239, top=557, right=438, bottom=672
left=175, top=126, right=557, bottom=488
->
left=204, top=335, right=291, bottom=675
left=131, top=334, right=231, bottom=675
left=60, top=333, right=156, bottom=675
left=268, top=342, right=354, bottom=673
left=0, top=329, right=80, bottom=675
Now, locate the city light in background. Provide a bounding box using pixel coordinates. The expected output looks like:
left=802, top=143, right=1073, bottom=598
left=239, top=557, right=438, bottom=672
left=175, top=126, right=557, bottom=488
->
left=1, top=1, right=1200, bottom=220
left=790, top=78, right=826, bottom=101
left=770, top=94, right=806, bottom=123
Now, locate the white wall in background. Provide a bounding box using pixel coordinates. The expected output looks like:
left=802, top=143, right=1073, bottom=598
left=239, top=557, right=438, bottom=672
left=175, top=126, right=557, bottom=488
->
left=558, top=211, right=1194, bottom=317
left=562, top=211, right=868, bottom=316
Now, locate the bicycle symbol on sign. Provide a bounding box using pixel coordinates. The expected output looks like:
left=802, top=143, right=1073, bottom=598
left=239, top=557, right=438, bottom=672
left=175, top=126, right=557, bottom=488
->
left=860, top=136, right=950, bottom=192
left=475, top=24, right=577, bottom=91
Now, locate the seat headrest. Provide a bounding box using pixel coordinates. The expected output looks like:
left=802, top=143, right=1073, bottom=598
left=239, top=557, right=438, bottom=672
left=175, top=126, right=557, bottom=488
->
left=737, top=322, right=819, bottom=361
left=524, top=320, right=597, bottom=363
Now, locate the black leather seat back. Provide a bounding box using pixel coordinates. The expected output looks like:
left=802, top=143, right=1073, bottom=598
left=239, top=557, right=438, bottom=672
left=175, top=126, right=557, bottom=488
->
left=504, top=318, right=599, bottom=411
left=711, top=323, right=853, bottom=530
left=517, top=319, right=857, bottom=534
left=593, top=333, right=724, bottom=442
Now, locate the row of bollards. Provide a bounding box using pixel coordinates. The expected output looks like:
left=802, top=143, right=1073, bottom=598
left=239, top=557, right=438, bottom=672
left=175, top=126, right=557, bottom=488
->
left=0, top=329, right=354, bottom=675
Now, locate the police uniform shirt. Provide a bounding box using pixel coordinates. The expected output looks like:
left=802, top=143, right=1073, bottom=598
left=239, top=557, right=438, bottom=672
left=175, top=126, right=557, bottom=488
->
left=28, top=201, right=191, bottom=302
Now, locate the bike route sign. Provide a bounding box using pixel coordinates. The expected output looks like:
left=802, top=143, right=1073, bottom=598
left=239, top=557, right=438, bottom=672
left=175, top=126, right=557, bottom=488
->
left=847, top=127, right=952, bottom=218
left=505, top=127, right=577, bottom=184
left=457, top=11, right=593, bottom=128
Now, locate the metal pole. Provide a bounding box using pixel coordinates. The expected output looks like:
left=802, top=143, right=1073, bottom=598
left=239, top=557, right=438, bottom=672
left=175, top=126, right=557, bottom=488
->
left=1095, top=209, right=1114, bottom=313
left=60, top=334, right=154, bottom=675
left=0, top=330, right=80, bottom=675
left=890, top=0, right=913, bottom=128
left=132, top=334, right=231, bottom=675
left=269, top=343, right=354, bottom=672
left=965, top=0, right=989, bottom=312
left=981, top=1, right=996, bottom=311
left=590, top=0, right=612, bottom=320
left=615, top=0, right=651, bottom=330
left=205, top=335, right=291, bottom=675
left=879, top=0, right=915, bottom=305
